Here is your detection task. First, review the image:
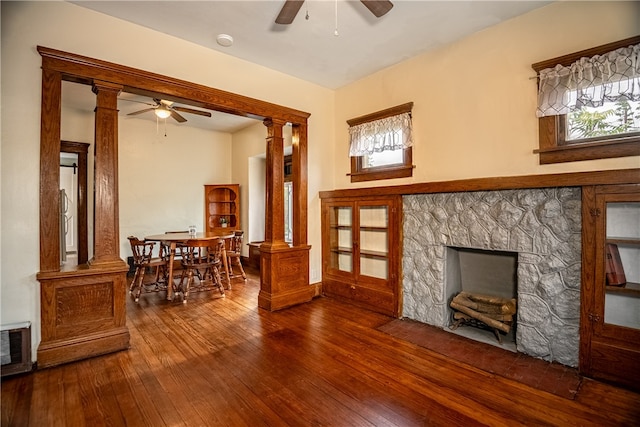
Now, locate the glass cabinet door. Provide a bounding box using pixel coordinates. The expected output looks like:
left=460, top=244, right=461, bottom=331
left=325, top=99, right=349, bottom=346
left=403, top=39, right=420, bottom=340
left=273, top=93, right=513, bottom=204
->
left=603, top=201, right=640, bottom=330
left=359, top=204, right=389, bottom=280
left=328, top=206, right=353, bottom=273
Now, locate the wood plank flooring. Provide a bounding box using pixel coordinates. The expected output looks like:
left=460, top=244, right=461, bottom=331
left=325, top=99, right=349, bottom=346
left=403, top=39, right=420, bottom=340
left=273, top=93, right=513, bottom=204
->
left=2, top=267, right=639, bottom=426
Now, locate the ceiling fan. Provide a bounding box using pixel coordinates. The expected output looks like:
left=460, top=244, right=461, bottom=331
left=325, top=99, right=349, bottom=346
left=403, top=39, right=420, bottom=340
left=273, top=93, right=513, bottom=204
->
left=125, top=98, right=212, bottom=123
left=275, top=0, right=394, bottom=25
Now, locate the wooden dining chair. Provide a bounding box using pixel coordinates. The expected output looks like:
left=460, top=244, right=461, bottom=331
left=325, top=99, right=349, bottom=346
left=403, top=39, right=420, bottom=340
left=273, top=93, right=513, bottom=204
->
left=127, top=236, right=168, bottom=302
left=227, top=230, right=247, bottom=281
left=177, top=238, right=225, bottom=303
left=161, top=230, right=189, bottom=273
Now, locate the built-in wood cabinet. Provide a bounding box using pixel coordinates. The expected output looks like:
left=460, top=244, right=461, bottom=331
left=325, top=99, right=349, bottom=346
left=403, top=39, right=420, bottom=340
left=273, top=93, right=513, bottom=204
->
left=204, top=184, right=240, bottom=233
left=581, top=184, right=640, bottom=391
left=321, top=195, right=401, bottom=316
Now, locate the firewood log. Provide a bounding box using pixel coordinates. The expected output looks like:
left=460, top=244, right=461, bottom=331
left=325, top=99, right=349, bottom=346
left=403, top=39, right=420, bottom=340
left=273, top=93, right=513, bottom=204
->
left=453, top=310, right=513, bottom=323
left=450, top=301, right=511, bottom=334
left=456, top=292, right=516, bottom=315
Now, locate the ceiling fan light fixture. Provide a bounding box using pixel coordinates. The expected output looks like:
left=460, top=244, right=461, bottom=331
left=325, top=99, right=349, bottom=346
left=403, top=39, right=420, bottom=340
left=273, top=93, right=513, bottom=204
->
left=216, top=34, right=234, bottom=47
left=155, top=106, right=171, bottom=119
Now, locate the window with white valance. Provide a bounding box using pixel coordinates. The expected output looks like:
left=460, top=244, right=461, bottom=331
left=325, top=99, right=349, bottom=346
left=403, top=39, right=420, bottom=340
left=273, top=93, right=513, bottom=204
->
left=347, top=103, right=414, bottom=183
left=536, top=43, right=639, bottom=118
left=531, top=36, right=640, bottom=165
left=349, top=112, right=413, bottom=156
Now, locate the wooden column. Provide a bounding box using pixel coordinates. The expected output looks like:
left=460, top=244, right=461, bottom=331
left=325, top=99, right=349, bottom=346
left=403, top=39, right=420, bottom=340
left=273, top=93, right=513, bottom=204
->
left=89, top=81, right=125, bottom=268
left=259, top=119, right=312, bottom=311
left=262, top=118, right=289, bottom=249
left=39, top=68, right=62, bottom=273
left=37, top=73, right=129, bottom=368
left=291, top=123, right=308, bottom=247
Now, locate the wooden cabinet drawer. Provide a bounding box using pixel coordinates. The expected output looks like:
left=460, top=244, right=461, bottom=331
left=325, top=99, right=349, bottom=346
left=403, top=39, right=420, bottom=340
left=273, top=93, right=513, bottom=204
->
left=323, top=277, right=396, bottom=316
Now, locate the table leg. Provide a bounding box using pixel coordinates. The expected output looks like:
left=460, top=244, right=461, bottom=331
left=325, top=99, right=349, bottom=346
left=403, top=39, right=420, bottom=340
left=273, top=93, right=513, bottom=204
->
left=221, top=247, right=231, bottom=290
left=166, top=242, right=177, bottom=300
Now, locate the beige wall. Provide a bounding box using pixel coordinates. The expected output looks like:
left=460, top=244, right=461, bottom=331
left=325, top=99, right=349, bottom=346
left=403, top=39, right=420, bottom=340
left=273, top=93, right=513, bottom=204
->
left=334, top=1, right=640, bottom=189
left=118, top=118, right=233, bottom=255
left=231, top=121, right=269, bottom=255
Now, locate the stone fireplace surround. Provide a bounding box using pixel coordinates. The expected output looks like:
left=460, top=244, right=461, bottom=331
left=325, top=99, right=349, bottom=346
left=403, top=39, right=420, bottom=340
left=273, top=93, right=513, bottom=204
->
left=402, top=188, right=582, bottom=367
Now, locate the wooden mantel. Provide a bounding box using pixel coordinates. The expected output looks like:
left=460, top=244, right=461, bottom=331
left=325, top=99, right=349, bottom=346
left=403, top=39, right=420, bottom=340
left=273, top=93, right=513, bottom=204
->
left=320, top=168, right=640, bottom=199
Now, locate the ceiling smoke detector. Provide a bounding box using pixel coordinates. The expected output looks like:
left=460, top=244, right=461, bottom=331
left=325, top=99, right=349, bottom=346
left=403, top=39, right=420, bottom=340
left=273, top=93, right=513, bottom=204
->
left=216, top=34, right=234, bottom=47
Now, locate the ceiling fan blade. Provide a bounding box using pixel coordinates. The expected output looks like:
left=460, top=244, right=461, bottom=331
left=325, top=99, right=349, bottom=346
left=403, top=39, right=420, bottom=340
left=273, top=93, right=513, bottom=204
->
left=172, top=106, right=212, bottom=117
left=170, top=110, right=188, bottom=123
left=275, top=0, right=304, bottom=24
left=127, top=108, right=155, bottom=116
left=361, top=0, right=393, bottom=18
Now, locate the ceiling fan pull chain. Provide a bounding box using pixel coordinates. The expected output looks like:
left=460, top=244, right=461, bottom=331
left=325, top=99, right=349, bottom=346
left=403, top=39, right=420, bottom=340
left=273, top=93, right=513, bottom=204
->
left=334, top=0, right=339, bottom=36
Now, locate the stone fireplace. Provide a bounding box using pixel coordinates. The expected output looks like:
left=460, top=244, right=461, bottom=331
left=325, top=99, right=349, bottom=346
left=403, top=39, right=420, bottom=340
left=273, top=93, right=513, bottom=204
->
left=402, top=188, right=581, bottom=367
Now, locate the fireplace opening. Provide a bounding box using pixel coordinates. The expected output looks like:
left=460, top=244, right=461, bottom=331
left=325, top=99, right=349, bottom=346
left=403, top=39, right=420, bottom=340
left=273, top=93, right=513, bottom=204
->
left=445, top=247, right=518, bottom=351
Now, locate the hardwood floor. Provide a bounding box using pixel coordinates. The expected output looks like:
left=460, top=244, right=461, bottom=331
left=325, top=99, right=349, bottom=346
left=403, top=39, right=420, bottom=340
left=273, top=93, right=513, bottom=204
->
left=2, top=267, right=639, bottom=426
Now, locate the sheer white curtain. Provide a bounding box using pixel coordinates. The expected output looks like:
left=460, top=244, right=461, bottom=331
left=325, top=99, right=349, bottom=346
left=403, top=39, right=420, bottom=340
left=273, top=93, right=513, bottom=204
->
left=536, top=43, right=640, bottom=118
left=349, top=112, right=413, bottom=157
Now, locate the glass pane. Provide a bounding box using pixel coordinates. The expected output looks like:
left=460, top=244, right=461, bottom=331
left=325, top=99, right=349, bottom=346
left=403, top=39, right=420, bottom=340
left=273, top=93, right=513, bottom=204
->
left=363, top=148, right=404, bottom=168
left=329, top=206, right=352, bottom=273
left=360, top=255, right=388, bottom=280
left=604, top=202, right=640, bottom=329
left=284, top=182, right=293, bottom=243
left=567, top=99, right=640, bottom=141
left=360, top=205, right=388, bottom=279
left=360, top=205, right=388, bottom=228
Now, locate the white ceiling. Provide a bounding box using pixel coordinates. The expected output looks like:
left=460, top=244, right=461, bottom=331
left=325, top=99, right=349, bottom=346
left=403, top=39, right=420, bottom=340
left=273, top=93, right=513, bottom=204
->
left=66, top=0, right=551, bottom=132
left=62, top=81, right=261, bottom=133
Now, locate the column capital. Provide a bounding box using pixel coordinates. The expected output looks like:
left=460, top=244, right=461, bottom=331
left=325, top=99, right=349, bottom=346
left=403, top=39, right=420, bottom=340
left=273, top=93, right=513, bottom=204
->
left=92, top=80, right=123, bottom=95
left=263, top=117, right=288, bottom=129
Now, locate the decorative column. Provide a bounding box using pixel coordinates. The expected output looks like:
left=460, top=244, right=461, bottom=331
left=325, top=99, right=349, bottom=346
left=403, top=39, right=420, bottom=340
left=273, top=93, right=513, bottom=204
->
left=262, top=118, right=289, bottom=250
left=39, top=68, right=62, bottom=273
left=291, top=123, right=308, bottom=246
left=89, top=81, right=126, bottom=268
left=259, top=119, right=313, bottom=311
left=37, top=76, right=129, bottom=368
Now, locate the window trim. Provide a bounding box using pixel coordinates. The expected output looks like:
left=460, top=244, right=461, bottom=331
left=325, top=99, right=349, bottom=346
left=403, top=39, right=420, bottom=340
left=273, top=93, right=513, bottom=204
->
left=347, top=102, right=414, bottom=182
left=532, top=35, right=640, bottom=164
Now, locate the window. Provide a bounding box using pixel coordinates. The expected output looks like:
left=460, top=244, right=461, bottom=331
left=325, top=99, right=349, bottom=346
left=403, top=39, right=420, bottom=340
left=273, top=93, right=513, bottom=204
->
left=348, top=102, right=414, bottom=182
left=532, top=36, right=640, bottom=164
left=284, top=155, right=293, bottom=244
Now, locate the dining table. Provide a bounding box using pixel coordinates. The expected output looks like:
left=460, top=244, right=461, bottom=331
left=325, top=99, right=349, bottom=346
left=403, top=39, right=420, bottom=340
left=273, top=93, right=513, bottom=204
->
left=145, top=231, right=235, bottom=301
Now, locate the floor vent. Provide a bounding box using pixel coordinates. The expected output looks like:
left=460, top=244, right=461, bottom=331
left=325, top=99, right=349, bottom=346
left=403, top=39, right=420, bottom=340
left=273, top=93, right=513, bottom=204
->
left=1, top=322, right=32, bottom=377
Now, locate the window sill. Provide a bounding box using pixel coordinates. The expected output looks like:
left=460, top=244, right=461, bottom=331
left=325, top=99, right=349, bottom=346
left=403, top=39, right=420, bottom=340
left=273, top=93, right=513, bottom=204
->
left=534, top=137, right=640, bottom=164
left=348, top=165, right=414, bottom=182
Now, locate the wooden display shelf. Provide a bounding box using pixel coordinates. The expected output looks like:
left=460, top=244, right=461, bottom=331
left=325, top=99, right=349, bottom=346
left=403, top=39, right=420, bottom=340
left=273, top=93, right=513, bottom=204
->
left=329, top=247, right=388, bottom=259
left=360, top=249, right=389, bottom=259
left=330, top=225, right=352, bottom=230
left=606, top=237, right=640, bottom=246
left=204, top=184, right=240, bottom=233
left=360, top=226, right=388, bottom=232
left=331, top=246, right=353, bottom=255
left=606, top=282, right=640, bottom=297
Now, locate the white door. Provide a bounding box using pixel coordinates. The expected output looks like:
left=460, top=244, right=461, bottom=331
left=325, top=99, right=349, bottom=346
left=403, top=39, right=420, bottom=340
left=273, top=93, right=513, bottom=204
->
left=60, top=165, right=77, bottom=253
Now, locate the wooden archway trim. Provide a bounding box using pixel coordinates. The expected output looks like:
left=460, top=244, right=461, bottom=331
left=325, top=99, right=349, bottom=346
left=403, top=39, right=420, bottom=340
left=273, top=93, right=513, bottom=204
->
left=37, top=46, right=312, bottom=367
left=37, top=46, right=310, bottom=125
